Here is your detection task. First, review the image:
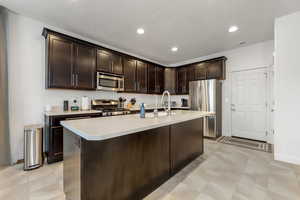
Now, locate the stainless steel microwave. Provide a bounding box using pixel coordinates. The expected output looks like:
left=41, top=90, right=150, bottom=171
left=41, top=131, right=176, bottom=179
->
left=97, top=72, right=124, bottom=92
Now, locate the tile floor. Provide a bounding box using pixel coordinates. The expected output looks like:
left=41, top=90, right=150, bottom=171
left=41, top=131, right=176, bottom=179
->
left=1, top=140, right=300, bottom=200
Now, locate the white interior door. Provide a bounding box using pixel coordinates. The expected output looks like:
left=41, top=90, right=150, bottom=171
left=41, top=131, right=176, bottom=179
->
left=231, top=68, right=268, bottom=141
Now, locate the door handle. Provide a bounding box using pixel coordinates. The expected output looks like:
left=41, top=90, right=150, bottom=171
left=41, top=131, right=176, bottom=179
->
left=231, top=108, right=236, bottom=111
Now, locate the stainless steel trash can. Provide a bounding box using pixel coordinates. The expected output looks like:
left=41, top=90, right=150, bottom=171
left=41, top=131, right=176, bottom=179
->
left=24, top=124, right=44, bottom=170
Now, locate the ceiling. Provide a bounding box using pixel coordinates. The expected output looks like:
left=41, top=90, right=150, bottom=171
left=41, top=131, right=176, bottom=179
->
left=1, top=0, right=300, bottom=66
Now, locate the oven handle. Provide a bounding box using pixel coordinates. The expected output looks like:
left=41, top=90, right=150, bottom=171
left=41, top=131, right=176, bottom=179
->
left=97, top=73, right=124, bottom=81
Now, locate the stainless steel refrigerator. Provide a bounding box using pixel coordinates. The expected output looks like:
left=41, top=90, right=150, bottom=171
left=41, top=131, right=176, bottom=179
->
left=189, top=79, right=222, bottom=138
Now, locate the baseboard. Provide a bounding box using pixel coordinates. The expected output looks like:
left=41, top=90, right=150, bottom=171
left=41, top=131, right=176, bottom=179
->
left=274, top=153, right=300, bottom=165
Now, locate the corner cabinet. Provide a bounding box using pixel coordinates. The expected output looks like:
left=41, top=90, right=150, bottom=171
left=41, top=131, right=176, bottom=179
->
left=164, top=68, right=177, bottom=94
left=44, top=30, right=96, bottom=90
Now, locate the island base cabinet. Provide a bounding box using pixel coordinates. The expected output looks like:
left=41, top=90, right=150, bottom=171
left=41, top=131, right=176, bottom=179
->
left=63, top=118, right=204, bottom=200
left=63, top=130, right=82, bottom=200
left=64, top=126, right=170, bottom=200
left=170, top=118, right=204, bottom=175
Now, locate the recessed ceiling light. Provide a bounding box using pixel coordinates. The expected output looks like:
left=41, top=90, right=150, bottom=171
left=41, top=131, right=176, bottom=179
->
left=228, top=26, right=239, bottom=33
left=137, top=28, right=145, bottom=35
left=171, top=47, right=178, bottom=52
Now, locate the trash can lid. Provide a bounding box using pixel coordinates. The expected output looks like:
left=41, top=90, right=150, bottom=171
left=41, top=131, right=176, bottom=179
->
left=24, top=124, right=43, bottom=131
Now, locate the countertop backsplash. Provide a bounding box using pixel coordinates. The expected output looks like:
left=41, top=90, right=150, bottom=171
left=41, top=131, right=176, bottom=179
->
left=45, top=91, right=189, bottom=112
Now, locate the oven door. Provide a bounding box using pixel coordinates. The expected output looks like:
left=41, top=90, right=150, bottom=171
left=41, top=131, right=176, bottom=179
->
left=97, top=73, right=124, bottom=91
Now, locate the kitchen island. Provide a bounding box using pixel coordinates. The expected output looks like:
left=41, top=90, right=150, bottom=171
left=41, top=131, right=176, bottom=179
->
left=61, top=110, right=212, bottom=200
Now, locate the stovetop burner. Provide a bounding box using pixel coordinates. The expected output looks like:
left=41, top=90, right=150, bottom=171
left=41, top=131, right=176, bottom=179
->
left=91, top=99, right=130, bottom=116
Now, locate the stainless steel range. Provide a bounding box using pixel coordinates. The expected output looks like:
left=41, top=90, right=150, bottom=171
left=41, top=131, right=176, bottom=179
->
left=91, top=99, right=131, bottom=117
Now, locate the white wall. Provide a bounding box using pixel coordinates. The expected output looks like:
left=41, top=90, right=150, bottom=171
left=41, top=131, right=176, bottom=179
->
left=274, top=11, right=300, bottom=165
left=5, top=11, right=187, bottom=163
left=174, top=41, right=275, bottom=140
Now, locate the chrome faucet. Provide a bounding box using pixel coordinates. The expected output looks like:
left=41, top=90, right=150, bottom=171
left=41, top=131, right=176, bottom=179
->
left=160, top=90, right=171, bottom=115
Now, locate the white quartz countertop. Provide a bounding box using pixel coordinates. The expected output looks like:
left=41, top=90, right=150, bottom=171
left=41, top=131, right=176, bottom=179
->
left=45, top=110, right=102, bottom=116
left=61, top=110, right=213, bottom=141
left=129, top=106, right=190, bottom=111
left=45, top=106, right=189, bottom=116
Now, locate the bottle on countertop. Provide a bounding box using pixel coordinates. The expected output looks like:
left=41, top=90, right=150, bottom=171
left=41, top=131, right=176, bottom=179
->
left=140, top=103, right=145, bottom=118
left=63, top=100, right=69, bottom=111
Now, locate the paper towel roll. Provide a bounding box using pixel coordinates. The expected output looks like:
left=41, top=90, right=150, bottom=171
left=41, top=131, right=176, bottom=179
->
left=81, top=96, right=89, bottom=110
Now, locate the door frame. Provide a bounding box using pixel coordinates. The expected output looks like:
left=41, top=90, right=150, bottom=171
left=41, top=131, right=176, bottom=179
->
left=230, top=66, right=274, bottom=143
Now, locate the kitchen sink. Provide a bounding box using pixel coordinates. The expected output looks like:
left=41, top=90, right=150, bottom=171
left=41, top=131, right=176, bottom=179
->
left=146, top=111, right=176, bottom=118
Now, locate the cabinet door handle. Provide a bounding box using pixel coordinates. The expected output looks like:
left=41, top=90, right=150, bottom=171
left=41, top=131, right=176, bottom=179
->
left=76, top=74, right=78, bottom=87
left=72, top=74, right=75, bottom=86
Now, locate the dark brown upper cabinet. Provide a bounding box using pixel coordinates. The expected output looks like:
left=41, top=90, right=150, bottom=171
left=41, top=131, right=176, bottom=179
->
left=46, top=34, right=73, bottom=89
left=136, top=61, right=148, bottom=93
left=96, top=49, right=123, bottom=75
left=43, top=29, right=226, bottom=93
left=111, top=53, right=123, bottom=75
left=187, top=65, right=195, bottom=82
left=97, top=49, right=111, bottom=73
left=123, top=57, right=137, bottom=92
left=206, top=59, right=226, bottom=80
left=186, top=65, right=195, bottom=92
left=164, top=68, right=177, bottom=94
left=147, top=65, right=164, bottom=94
left=156, top=66, right=165, bottom=94
left=194, top=62, right=207, bottom=80
left=45, top=33, right=96, bottom=90
left=74, top=44, right=96, bottom=90
left=147, top=64, right=156, bottom=94
left=177, top=68, right=188, bottom=94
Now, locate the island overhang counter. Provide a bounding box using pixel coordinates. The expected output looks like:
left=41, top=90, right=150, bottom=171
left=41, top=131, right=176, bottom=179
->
left=61, top=110, right=212, bottom=200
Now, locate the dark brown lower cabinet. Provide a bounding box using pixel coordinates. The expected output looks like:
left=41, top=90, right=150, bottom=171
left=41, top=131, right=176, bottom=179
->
left=44, top=113, right=102, bottom=164
left=63, top=118, right=204, bottom=200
